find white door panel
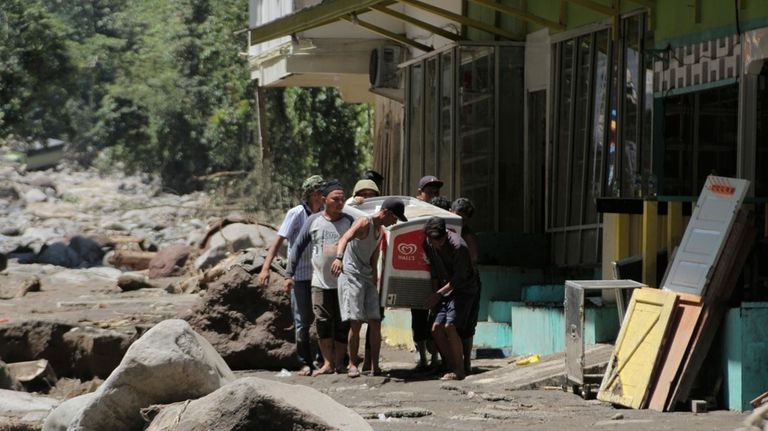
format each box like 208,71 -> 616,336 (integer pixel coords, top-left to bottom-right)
662,176 -> 749,296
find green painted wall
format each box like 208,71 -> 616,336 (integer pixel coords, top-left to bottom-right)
656,0 -> 768,47
721,303 -> 768,411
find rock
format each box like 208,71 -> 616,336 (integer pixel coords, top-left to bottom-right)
194,223 -> 277,270
60,319 -> 234,431
185,265 -> 295,370
15,275 -> 41,297
1,225 -> 21,236
5,359 -> 58,392
100,220 -> 129,231
0,360 -> 22,390
0,251 -> 6,272
148,244 -> 193,279
144,377 -> 372,431
23,188 -> 48,204
0,388 -> 59,422
117,272 -> 153,291
0,180 -> 20,201
42,393 -> 96,431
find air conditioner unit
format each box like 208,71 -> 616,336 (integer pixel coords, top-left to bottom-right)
369,45 -> 402,89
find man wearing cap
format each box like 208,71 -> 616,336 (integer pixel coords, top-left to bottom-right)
286,180 -> 354,376
346,179 -> 380,207
422,216 -> 480,381
417,175 -> 443,203
331,197 -> 407,377
258,175 -> 325,376
412,175 -> 444,370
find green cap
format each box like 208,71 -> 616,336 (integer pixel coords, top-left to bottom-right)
301,175 -> 324,193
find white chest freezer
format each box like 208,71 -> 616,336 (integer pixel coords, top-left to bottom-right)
347,196 -> 462,309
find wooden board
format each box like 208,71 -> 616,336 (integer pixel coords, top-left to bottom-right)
666,209 -> 756,410
646,293 -> 703,411
597,288 -> 678,409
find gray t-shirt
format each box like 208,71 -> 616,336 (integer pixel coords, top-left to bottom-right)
288,212 -> 354,290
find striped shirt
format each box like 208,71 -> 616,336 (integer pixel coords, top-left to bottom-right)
279,204 -> 313,281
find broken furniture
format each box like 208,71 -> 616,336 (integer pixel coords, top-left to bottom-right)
564,279 -> 646,399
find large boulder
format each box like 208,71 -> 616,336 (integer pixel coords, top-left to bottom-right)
0,388 -> 59,423
194,223 -> 277,270
144,377 -> 373,431
42,393 -> 96,431
46,319 -> 234,431
184,265 -> 295,370
148,244 -> 193,279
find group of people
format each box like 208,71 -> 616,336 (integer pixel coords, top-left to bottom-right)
257,171 -> 480,381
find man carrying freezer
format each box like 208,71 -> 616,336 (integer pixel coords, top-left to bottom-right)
331,197 -> 408,377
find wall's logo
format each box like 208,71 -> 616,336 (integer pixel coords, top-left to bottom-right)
397,243 -> 417,256
391,229 -> 429,271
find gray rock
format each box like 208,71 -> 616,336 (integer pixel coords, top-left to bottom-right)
100,220 -> 129,231
144,377 -> 373,431
194,223 -> 277,270
1,225 -> 21,236
62,319 -> 234,431
0,388 -> 59,422
0,181 -> 20,201
24,188 -> 48,203
42,393 -> 96,431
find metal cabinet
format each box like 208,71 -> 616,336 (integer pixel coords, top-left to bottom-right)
564,279 -> 646,398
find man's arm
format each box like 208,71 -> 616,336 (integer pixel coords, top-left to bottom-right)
258,236 -> 286,287
330,217 -> 370,276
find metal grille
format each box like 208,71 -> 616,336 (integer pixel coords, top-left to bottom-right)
384,276 -> 433,309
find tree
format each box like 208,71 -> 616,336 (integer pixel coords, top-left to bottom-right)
0,0 -> 73,140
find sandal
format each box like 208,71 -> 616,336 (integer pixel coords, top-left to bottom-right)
312,367 -> 334,377
347,366 -> 361,378
297,366 -> 312,377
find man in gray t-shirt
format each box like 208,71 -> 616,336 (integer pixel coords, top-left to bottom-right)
286,181 -> 353,376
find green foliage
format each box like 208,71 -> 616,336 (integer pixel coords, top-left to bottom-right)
0,0 -> 73,139
0,0 -> 374,215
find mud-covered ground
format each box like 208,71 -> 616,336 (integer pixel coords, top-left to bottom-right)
240,343 -> 748,431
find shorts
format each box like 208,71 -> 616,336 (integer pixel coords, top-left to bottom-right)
311,287 -> 349,343
339,272 -> 381,322
432,293 -> 473,328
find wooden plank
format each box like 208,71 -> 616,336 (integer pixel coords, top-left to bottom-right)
107,250 -> 156,270
597,288 -> 678,409
642,200 -> 658,287
646,293 -> 703,411
666,209 -> 756,410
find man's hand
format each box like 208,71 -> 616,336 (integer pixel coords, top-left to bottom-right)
424,292 -> 442,310
331,258 -> 343,277
257,269 -> 270,288
283,278 -> 294,294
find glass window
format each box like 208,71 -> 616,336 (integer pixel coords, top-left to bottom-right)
408,63 -> 424,194
424,58 -> 439,177
756,64 -> 768,197
662,85 -> 738,195
548,14 -> 651,266
459,46 -> 496,231
439,51 -> 454,197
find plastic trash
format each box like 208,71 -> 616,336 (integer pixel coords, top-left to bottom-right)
275,368 -> 292,377
514,354 -> 540,366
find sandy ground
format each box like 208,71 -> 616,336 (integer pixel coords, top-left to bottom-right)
240,342 -> 749,431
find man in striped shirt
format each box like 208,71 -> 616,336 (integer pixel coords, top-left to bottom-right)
258,175 -> 325,376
